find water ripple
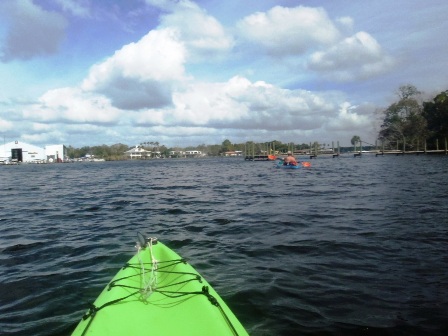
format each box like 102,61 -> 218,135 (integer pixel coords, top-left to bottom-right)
0,156 -> 447,335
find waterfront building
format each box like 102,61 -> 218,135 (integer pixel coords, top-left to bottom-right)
1,141 -> 67,163
125,146 -> 151,159
45,144 -> 68,162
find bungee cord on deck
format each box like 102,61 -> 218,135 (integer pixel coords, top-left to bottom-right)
78,235 -> 241,336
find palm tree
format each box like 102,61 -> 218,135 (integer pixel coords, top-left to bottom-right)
351,136 -> 361,146
351,136 -> 361,151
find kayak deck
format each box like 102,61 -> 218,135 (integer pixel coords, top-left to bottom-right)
72,238 -> 248,336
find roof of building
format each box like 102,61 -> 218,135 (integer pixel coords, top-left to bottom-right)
125,146 -> 150,153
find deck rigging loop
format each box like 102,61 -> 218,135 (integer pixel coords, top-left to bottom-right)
137,236 -> 159,300
136,232 -> 158,249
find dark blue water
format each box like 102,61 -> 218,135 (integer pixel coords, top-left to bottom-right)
1,155 -> 447,336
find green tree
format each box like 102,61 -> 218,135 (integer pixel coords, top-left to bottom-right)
351,135 -> 361,146
378,85 -> 427,149
158,145 -> 169,157
207,144 -> 222,156
221,139 -> 233,152
423,90 -> 448,147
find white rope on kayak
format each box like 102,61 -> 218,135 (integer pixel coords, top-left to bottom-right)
136,237 -> 158,300
81,234 -> 241,336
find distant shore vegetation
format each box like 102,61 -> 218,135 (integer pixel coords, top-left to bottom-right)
65,140 -> 307,161
66,86 -> 448,161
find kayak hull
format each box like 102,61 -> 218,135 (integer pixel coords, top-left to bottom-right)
72,240 -> 248,336
276,163 -> 301,169
276,161 -> 311,169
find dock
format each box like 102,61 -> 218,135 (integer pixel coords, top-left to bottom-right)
244,155 -> 273,161
243,139 -> 447,161
373,150 -> 447,156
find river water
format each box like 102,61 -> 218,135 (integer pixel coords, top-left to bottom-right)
0,155 -> 447,336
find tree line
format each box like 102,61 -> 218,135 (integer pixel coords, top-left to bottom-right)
66,140 -> 315,160
66,143 -> 130,160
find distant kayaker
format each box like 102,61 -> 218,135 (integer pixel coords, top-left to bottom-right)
283,152 -> 298,165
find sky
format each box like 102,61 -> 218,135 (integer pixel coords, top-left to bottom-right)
1,0 -> 447,148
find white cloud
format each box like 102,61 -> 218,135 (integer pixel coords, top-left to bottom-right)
325,102 -> 371,131
0,0 -> 67,61
0,118 -> 13,131
134,76 -> 348,134
308,31 -> 395,81
24,87 -> 121,124
21,133 -> 57,144
82,28 -> 187,110
14,68 -> 377,146
236,6 -> 340,55
31,123 -> 53,132
154,1 -> 234,62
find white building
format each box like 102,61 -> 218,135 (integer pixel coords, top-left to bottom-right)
125,146 -> 151,159
45,144 -> 68,162
169,150 -> 185,157
0,141 -> 67,163
1,141 -> 46,163
185,150 -> 204,157
223,151 -> 243,157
